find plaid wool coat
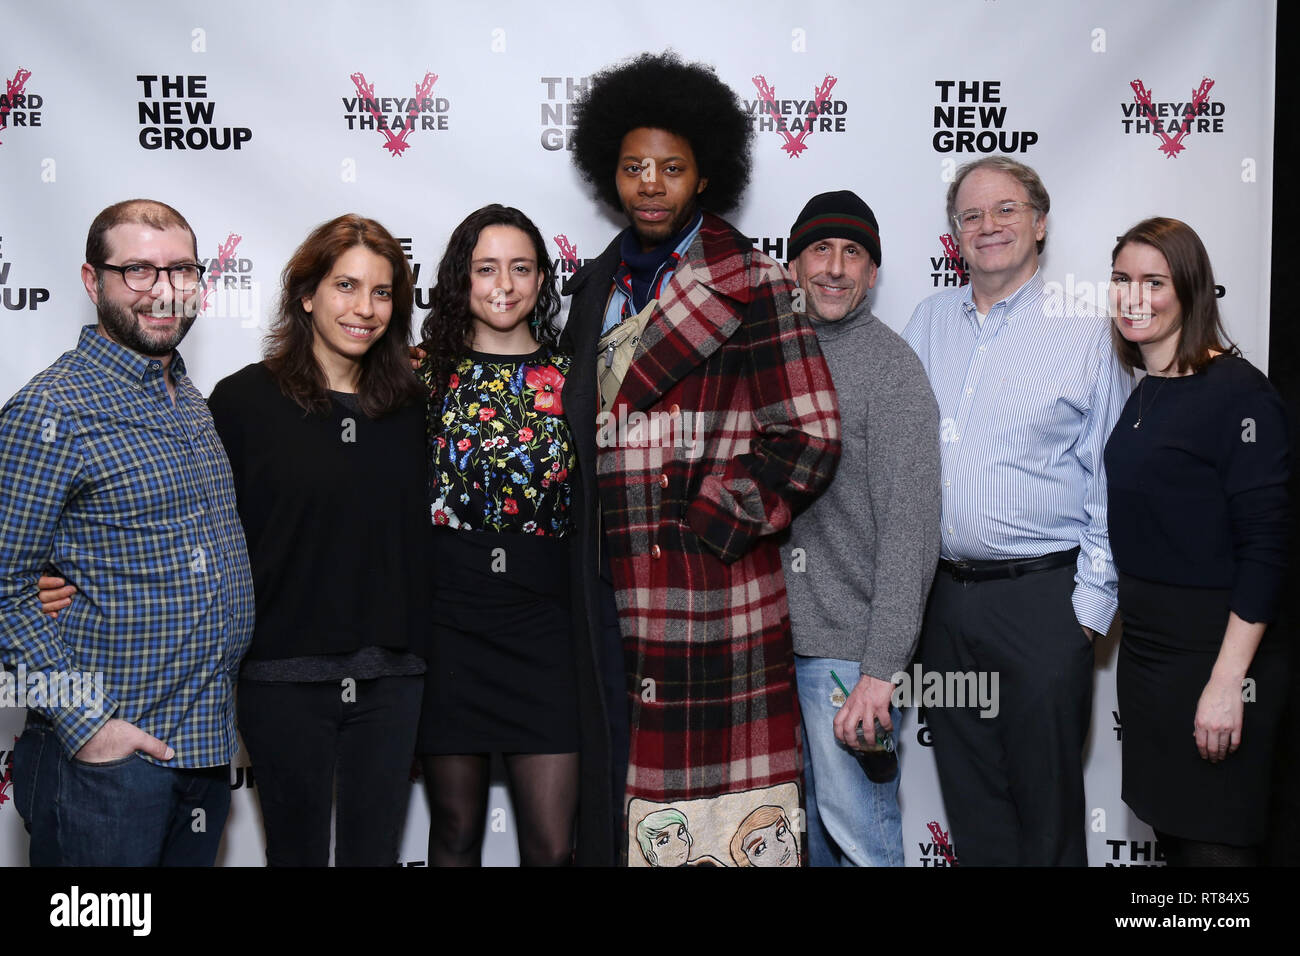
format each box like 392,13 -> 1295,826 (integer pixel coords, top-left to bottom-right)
564,213 -> 841,861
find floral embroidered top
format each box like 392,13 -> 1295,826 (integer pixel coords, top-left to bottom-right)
419,347 -> 574,537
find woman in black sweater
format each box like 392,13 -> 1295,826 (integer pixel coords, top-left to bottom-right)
211,215 -> 430,865
1104,217 -> 1290,866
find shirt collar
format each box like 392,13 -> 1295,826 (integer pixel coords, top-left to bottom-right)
610,212 -> 705,319
614,213 -> 703,278
76,324 -> 185,387
959,269 -> 1045,326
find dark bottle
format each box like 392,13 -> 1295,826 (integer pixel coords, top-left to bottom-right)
855,717 -> 898,783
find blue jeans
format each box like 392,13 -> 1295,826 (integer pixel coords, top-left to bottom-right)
796,655 -> 904,867
12,723 -> 230,866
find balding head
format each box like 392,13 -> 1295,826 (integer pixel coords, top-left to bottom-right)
85,199 -> 198,267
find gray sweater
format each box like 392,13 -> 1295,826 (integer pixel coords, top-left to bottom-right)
781,299 -> 941,679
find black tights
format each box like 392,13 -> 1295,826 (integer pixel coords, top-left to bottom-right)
422,753 -> 579,866
1156,830 -> 1258,867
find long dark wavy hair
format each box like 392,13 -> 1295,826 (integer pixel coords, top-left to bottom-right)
264,214 -> 422,417
418,204 -> 562,418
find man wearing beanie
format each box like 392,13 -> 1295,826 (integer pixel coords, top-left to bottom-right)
563,52 -> 841,865
782,191 -> 940,866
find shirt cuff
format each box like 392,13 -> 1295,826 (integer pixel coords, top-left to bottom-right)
1072,583 -> 1116,637
48,680 -> 118,758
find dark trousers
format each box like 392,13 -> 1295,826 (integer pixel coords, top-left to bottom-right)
13,723 -> 229,866
920,563 -> 1094,865
238,675 -> 423,866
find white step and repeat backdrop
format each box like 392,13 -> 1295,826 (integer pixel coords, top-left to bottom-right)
0,0 -> 1276,866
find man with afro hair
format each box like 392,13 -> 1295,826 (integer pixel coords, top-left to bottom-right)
561,51 -> 841,865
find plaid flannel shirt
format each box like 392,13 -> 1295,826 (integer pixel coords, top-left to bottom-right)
0,325 -> 254,766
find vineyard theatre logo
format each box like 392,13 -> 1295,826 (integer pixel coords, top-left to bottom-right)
746,74 -> 846,157
1121,77 -> 1223,157
550,234 -> 596,277
0,736 -> 15,809
343,71 -> 448,156
553,234 -> 579,274
932,80 -> 1037,154
0,233 -> 51,311
199,232 -> 258,325
930,233 -> 968,288
919,820 -> 959,867
540,76 -> 587,151
0,67 -> 41,146
137,75 -> 251,150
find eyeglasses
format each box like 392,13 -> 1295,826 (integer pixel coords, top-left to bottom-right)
96,261 -> 206,293
952,201 -> 1036,233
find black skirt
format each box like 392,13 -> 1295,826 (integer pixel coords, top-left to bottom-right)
416,528 -> 580,754
1117,572 -> 1287,846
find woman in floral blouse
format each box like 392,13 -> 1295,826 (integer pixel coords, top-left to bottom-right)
415,205 -> 588,865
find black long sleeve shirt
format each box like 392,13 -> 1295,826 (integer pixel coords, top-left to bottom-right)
1105,354 -> 1290,623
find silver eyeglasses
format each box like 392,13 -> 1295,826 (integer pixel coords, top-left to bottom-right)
952,201 -> 1036,233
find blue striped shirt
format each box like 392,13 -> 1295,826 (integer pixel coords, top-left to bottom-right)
0,326 -> 254,766
903,272 -> 1132,633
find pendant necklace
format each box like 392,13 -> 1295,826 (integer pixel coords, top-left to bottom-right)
1132,373 -> 1168,429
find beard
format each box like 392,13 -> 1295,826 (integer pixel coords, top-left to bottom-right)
96,289 -> 199,358
626,201 -> 700,251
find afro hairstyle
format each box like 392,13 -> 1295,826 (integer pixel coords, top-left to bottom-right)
571,51 -> 753,215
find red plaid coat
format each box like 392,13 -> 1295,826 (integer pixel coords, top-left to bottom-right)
564,213 -> 841,854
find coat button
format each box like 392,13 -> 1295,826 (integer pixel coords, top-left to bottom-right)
658,473 -> 669,488
669,403 -> 681,417
651,545 -> 662,559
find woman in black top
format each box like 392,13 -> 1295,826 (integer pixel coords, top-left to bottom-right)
213,215 -> 430,866
414,205 -> 583,866
1104,217 -> 1290,866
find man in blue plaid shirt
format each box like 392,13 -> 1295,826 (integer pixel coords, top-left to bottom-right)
0,199 -> 254,866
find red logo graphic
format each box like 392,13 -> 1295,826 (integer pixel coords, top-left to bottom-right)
200,233 -> 243,313
927,820 -> 957,865
553,234 -> 580,271
751,74 -> 837,157
939,233 -> 968,285
0,736 -> 18,808
1129,78 -> 1215,158
1,68 -> 32,147
349,71 -> 438,156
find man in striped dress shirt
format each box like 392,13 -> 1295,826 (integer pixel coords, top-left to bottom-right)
0,200 -> 254,866
903,157 -> 1131,865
